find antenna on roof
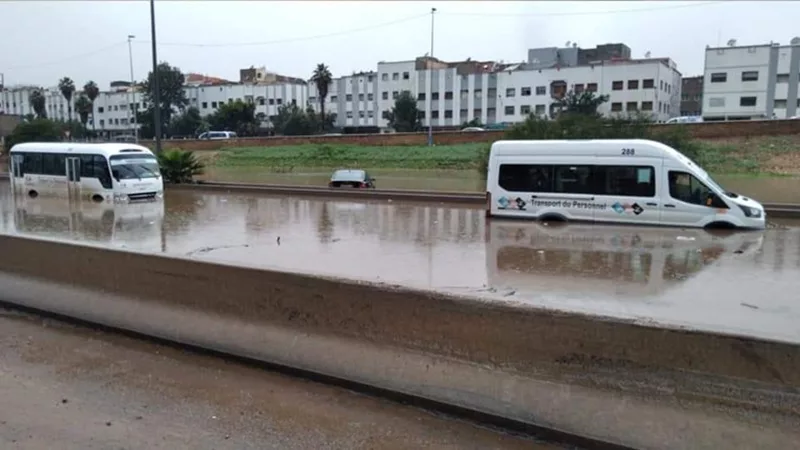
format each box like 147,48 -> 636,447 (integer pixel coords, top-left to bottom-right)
565,41 -> 571,47
727,39 -> 737,47
645,51 -> 651,58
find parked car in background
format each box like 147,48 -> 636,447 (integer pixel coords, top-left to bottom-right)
197,131 -> 237,140
328,169 -> 376,188
665,116 -> 704,124
461,127 -> 485,132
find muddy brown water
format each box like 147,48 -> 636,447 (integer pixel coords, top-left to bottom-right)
203,168 -> 800,203
1,184 -> 799,343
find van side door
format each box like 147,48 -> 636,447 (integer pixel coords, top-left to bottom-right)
660,168 -> 730,227
592,159 -> 662,225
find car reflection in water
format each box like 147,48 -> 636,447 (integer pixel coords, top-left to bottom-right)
10,195 -> 165,253
486,221 -> 765,301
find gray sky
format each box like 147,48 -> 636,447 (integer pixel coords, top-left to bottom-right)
1,1 -> 799,89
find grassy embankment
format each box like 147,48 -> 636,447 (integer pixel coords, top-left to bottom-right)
196,135 -> 800,176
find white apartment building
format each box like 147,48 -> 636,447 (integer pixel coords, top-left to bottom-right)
307,71 -> 379,129
703,39 -> 800,120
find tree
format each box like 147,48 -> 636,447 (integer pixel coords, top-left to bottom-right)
4,119 -> 62,151
384,91 -> 420,132
310,63 -> 333,131
462,118 -> 483,128
169,106 -> 207,137
554,90 -> 609,117
29,90 -> 47,119
157,150 -> 205,184
74,94 -> 93,129
58,77 -> 76,122
271,103 -> 334,136
207,100 -> 259,136
139,62 -> 189,138
83,81 -> 100,131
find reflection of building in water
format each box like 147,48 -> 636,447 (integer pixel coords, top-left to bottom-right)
10,196 -> 165,252
487,221 -> 764,298
244,197 -> 484,245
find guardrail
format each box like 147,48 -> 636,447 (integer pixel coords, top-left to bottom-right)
0,234 -> 797,449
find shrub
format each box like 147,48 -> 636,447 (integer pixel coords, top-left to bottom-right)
157,149 -> 205,184
4,119 -> 63,152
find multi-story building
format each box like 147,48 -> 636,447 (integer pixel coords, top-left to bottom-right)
307,71 -> 379,131
680,76 -> 703,116
702,38 -> 800,121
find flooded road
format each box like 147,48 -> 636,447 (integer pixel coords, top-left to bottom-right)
1,183 -> 799,344
0,309 -> 553,450
203,167 -> 800,203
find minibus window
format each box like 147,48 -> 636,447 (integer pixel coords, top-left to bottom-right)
668,171 -> 727,208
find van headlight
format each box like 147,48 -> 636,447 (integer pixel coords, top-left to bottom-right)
738,205 -> 762,218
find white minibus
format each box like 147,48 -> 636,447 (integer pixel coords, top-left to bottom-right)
486,139 -> 766,229
8,142 -> 164,203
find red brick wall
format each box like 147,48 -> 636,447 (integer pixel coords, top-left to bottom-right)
140,119 -> 800,152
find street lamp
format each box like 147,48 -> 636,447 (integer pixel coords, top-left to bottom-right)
428,7 -> 436,147
150,0 -> 162,153
127,35 -> 139,142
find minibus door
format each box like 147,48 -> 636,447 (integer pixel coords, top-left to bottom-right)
10,154 -> 24,196
65,156 -> 81,201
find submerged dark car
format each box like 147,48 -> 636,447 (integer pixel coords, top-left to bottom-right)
328,169 -> 376,188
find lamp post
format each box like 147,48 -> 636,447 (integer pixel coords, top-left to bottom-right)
127,35 -> 139,142
150,0 -> 162,153
428,7 -> 436,147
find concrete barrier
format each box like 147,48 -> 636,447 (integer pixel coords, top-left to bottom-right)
0,234 -> 798,449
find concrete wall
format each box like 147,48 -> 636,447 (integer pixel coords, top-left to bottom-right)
145,118 -> 800,151
0,234 -> 798,449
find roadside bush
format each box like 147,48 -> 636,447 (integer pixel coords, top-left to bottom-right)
157,149 -> 205,184
4,119 -> 63,152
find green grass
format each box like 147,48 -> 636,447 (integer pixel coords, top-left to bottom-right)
692,136 -> 800,175
212,143 -> 487,171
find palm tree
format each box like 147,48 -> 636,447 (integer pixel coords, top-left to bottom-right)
310,63 -> 332,132
58,77 -> 76,122
74,94 -> 93,130
30,90 -> 47,119
83,81 -> 100,131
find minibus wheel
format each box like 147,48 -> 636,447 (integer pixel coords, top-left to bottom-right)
539,214 -> 567,223
705,221 -> 736,230
27,190 -> 38,198
91,194 -> 104,203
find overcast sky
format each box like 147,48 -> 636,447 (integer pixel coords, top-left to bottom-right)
1,1 -> 799,90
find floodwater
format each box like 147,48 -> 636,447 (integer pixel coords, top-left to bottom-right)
1,183 -> 799,344
203,167 -> 800,203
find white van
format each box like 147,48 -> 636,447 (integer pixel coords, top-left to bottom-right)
665,116 -> 703,124
486,139 -> 766,229
197,131 -> 237,140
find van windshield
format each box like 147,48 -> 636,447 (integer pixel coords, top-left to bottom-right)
109,154 -> 161,180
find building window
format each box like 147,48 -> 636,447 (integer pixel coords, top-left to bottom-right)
520,105 -> 531,115
418,111 -> 426,119
474,89 -> 483,99
444,110 -> 453,119
418,93 -> 426,101
381,73 -> 388,81
459,109 -> 468,118
504,105 -> 515,115
345,94 -> 353,101
346,111 -> 353,119
392,91 -> 398,99
368,75 -> 374,82
626,102 -> 638,111
612,81 -> 624,90
431,92 -> 440,100
740,96 -> 757,107
628,80 -> 639,90
402,72 -> 409,80
202,102 -> 208,108
276,99 -> 283,105
505,88 -> 516,97
212,102 -> 218,108
444,91 -> 453,100
431,110 -> 439,119
643,79 -> 655,89
330,95 -> 338,102
367,93 -> 374,101
98,107 -> 104,113
534,104 -> 545,115
777,73 -> 790,83
586,83 -> 598,92
774,99 -> 788,109
473,108 -> 481,117
710,72 -> 727,83
521,87 -> 531,96
358,93 -> 364,101
535,86 -> 546,95
611,102 -> 623,112
359,111 -> 365,118
392,73 -> 399,81
368,110 -> 374,118
641,101 -> 653,111
382,92 -> 389,100
708,97 -> 725,107
574,84 -> 585,94
741,71 -> 759,82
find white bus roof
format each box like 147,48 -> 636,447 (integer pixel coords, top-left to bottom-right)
9,142 -> 154,157
489,139 -> 686,161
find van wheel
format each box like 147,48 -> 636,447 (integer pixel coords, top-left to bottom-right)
540,214 -> 567,223
705,221 -> 736,230
28,190 -> 38,198
91,194 -> 104,203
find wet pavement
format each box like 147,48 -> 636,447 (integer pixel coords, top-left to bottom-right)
1,183 -> 799,344
0,309 -> 556,450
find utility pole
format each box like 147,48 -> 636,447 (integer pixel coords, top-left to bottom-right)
150,0 -> 162,153
127,35 -> 139,142
428,7 -> 436,147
